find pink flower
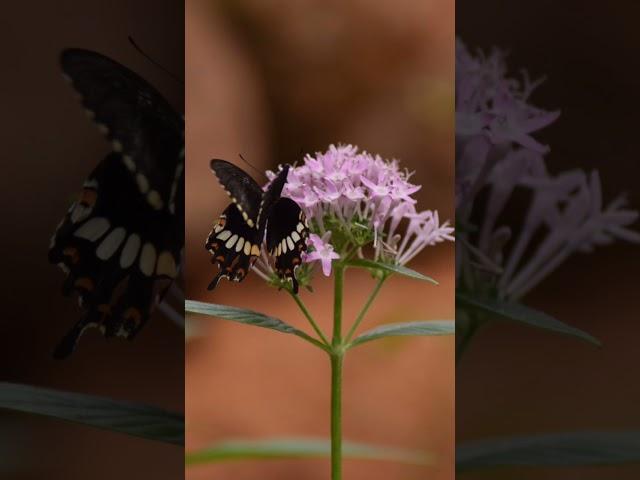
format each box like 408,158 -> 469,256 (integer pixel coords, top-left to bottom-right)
305,233 -> 340,276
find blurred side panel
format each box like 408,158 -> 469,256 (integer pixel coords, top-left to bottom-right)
457,2 -> 640,479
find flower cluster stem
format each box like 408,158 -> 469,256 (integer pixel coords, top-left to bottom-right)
330,263 -> 345,480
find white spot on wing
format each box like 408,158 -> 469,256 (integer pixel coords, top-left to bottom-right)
216,230 -> 231,241
225,234 -> 238,249
147,190 -> 163,210
96,227 -> 126,260
74,217 -> 110,241
123,155 -> 136,172
120,234 -> 141,268
70,203 -> 91,223
291,231 -> 301,242
156,251 -> 177,278
235,237 -> 245,252
136,174 -> 149,193
287,236 -> 294,251
244,241 -> 251,256
139,243 -> 157,276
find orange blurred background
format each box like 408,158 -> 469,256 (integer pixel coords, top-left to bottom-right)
185,1 -> 454,479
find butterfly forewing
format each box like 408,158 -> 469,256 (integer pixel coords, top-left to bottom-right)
266,197 -> 309,294
210,159 -> 263,228
61,49 -> 184,211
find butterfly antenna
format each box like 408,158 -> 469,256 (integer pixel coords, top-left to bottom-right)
238,154 -> 268,180
128,36 -> 183,85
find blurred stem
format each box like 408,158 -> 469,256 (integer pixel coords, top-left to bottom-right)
331,263 -> 346,480
344,275 -> 387,345
456,318 -> 482,365
289,292 -> 330,346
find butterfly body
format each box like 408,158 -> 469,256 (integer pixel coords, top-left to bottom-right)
207,160 -> 308,293
49,49 -> 184,358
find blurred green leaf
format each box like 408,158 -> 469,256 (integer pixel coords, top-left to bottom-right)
457,431 -> 640,470
349,321 -> 455,348
456,293 -> 601,346
185,301 -> 329,351
186,437 -> 432,465
0,383 -> 183,445
345,259 -> 438,284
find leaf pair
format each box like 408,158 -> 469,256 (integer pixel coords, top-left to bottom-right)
186,301 -> 454,350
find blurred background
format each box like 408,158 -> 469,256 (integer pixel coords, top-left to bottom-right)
457,1 -> 640,479
185,0 -> 454,479
0,1 -> 183,479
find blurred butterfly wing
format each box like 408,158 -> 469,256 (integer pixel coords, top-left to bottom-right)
206,203 -> 261,289
49,153 -> 181,357
266,197 -> 309,294
210,159 -> 263,228
61,48 -> 183,211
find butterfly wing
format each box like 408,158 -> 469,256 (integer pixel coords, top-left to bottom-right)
49,153 -> 182,357
210,159 -> 264,228
266,197 -> 309,294
256,165 -> 290,235
61,49 -> 184,212
206,203 -> 261,289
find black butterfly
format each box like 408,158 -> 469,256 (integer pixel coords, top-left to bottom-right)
48,49 -> 184,358
206,160 -> 309,293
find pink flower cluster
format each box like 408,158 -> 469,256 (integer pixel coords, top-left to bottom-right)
456,38 -> 639,300
267,144 -> 453,276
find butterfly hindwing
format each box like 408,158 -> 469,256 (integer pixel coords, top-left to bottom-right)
210,159 -> 263,228
49,151 -> 181,357
266,197 -> 309,294
61,49 -> 184,212
206,203 -> 261,289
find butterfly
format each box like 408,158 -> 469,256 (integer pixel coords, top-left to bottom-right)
206,160 -> 309,293
48,48 -> 184,358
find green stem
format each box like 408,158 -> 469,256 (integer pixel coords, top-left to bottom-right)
331,263 -> 345,480
344,275 -> 387,345
330,353 -> 343,480
333,265 -> 344,346
456,319 -> 481,365
289,292 -> 330,346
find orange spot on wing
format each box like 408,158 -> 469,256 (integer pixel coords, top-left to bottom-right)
63,247 -> 80,264
74,277 -> 94,292
80,188 -> 98,206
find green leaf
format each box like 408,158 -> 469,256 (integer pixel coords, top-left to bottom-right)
349,320 -> 455,348
0,382 -> 183,445
185,301 -> 329,351
186,437 -> 432,466
345,259 -> 438,284
457,431 -> 640,470
456,293 -> 601,346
